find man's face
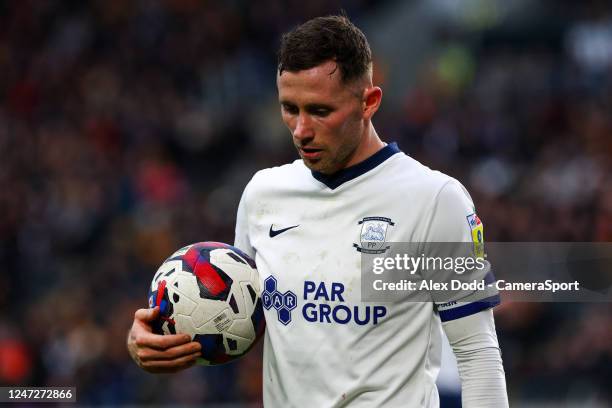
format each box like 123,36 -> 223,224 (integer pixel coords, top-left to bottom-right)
277,61 -> 366,174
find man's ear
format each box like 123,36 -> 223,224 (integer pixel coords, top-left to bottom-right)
362,86 -> 382,120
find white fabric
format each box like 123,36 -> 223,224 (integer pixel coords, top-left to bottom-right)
234,146 -> 505,407
443,309 -> 509,407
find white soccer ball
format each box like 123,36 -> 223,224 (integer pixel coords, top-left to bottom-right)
148,242 -> 265,365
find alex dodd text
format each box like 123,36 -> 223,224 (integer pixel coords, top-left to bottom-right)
373,279 -> 580,293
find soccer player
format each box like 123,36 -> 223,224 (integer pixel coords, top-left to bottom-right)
128,15 -> 509,407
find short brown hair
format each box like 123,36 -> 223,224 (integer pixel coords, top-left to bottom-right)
278,15 -> 372,84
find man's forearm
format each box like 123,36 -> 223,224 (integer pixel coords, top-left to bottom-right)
442,309 -> 509,407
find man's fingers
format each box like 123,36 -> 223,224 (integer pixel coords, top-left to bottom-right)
141,351 -> 201,372
129,306 -> 201,374
138,342 -> 202,362
134,331 -> 193,350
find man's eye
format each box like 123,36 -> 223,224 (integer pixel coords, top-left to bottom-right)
283,105 -> 298,114
313,109 -> 330,117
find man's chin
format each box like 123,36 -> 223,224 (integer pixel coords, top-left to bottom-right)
302,158 -> 320,170
302,158 -> 338,175
302,157 -> 322,170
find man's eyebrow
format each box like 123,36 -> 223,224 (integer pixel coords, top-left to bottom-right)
304,103 -> 333,110
278,101 -> 334,110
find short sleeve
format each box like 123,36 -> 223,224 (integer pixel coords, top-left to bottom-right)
422,180 -> 499,322
234,182 -> 256,259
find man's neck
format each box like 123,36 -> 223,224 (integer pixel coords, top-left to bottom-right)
344,125 -> 385,169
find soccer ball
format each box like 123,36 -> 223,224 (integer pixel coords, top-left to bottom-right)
148,242 -> 265,365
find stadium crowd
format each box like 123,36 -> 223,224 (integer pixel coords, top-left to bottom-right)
0,0 -> 610,405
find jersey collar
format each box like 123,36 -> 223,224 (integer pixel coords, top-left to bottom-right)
311,142 -> 400,190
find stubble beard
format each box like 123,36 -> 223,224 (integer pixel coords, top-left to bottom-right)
301,139 -> 360,175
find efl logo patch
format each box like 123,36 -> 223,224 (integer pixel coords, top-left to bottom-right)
354,216 -> 395,254
466,213 -> 484,258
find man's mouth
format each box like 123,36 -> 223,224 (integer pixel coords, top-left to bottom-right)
300,147 -> 323,160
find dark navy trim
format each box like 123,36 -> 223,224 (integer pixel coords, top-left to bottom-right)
438,294 -> 501,322
311,142 -> 401,190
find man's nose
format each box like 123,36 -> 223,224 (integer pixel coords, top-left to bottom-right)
293,114 -> 313,142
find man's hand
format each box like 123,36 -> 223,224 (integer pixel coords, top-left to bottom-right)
127,307 -> 202,373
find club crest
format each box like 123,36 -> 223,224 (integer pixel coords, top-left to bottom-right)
354,216 -> 395,254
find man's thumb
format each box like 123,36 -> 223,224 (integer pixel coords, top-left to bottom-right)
136,306 -> 159,322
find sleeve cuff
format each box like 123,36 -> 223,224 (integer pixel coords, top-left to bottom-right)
439,294 -> 501,322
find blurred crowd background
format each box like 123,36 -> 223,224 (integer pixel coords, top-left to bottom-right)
1,0 -> 611,406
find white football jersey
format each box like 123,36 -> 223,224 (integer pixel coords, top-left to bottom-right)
234,143 -> 499,407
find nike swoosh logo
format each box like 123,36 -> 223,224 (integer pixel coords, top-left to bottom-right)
269,224 -> 299,238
